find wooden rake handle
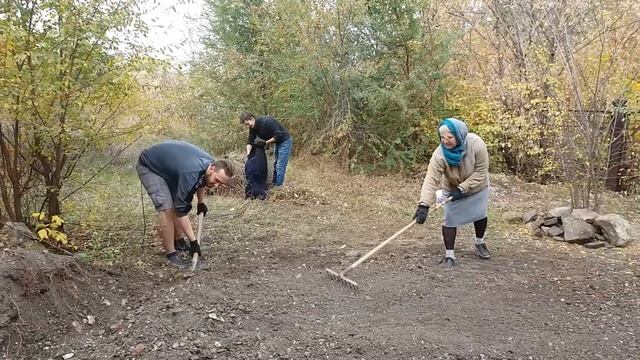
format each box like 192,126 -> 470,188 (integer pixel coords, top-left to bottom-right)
341,197 -> 451,275
191,212 -> 204,272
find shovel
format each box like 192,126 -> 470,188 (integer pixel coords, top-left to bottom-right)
191,212 -> 204,272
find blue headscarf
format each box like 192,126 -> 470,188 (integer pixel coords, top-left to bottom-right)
438,118 -> 468,167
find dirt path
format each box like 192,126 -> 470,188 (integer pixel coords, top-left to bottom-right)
3,171 -> 639,359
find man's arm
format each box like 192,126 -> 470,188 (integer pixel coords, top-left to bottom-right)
265,117 -> 287,143
197,187 -> 205,204
247,128 -> 257,147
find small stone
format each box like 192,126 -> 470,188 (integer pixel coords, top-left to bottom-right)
208,313 -> 225,322
71,321 -> 83,334
547,206 -> 571,218
109,320 -> 123,332
214,341 -> 222,348
542,226 -> 564,237
595,233 -> 606,242
571,208 -> 599,223
62,354 -> 75,360
526,222 -> 543,237
583,241 -> 605,249
346,250 -> 360,258
102,299 -> 112,306
87,315 -> 95,325
522,210 -> 538,224
131,344 -> 145,355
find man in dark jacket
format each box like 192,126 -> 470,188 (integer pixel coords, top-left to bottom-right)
244,142 -> 268,200
240,112 -> 293,187
136,140 -> 234,268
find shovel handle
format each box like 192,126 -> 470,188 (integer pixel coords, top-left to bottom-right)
191,212 -> 204,272
341,197 -> 451,275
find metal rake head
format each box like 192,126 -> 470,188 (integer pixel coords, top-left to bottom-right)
325,268 -> 359,291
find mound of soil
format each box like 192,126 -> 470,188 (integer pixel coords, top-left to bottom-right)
0,249 -> 126,358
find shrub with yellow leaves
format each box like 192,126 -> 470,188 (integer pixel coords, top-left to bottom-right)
31,212 -> 77,251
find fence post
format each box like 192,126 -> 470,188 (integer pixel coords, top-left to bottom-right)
605,99 -> 629,192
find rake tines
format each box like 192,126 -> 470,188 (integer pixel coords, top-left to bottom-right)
325,268 -> 359,291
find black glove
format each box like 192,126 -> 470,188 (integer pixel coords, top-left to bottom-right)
189,241 -> 201,258
413,204 -> 429,224
197,202 -> 208,217
450,188 -> 465,201
253,139 -> 267,147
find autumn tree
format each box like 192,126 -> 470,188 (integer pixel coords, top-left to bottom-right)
0,0 -> 151,221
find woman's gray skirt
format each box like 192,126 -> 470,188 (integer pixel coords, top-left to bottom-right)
439,186 -> 489,227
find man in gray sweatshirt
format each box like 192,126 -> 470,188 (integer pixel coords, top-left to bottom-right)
136,140 -> 234,268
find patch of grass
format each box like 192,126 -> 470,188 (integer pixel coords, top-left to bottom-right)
61,154 -> 640,267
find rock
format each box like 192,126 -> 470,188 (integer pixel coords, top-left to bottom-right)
345,250 -> 360,258
208,313 -> 225,322
547,206 -> 571,218
109,320 -> 123,332
131,344 -> 145,355
552,235 -> 565,241
594,214 -> 632,247
571,208 -> 599,224
542,226 -> 564,237
522,210 -> 539,224
595,233 -> 606,241
71,321 -> 83,334
526,222 -> 543,237
2,222 -> 37,242
87,315 -> 95,325
543,217 -> 559,227
583,241 -> 605,249
501,211 -> 522,224
562,216 -> 595,244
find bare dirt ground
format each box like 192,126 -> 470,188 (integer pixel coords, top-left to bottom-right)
2,160 -> 639,359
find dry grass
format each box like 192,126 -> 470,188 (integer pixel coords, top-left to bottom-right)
61,154 -> 639,270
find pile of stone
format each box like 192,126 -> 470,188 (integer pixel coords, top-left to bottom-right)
507,206 -> 632,249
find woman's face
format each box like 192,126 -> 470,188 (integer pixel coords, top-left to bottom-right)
439,125 -> 457,149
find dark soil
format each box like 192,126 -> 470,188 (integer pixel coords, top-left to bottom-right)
1,172 -> 639,359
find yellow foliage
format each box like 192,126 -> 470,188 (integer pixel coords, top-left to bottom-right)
32,213 -> 76,251
37,228 -> 49,240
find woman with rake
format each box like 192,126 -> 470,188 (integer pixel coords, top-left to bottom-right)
414,118 -> 491,269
